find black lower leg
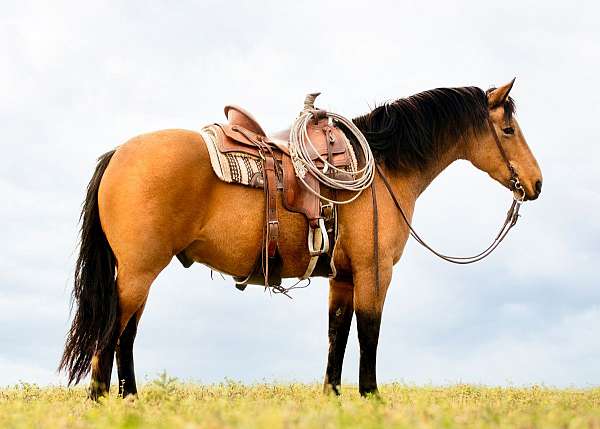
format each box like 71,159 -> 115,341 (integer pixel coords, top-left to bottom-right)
324,283 -> 354,394
356,309 -> 382,397
89,341 -> 116,400
116,316 -> 138,397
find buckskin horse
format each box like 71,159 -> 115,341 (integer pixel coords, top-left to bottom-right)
59,79 -> 542,399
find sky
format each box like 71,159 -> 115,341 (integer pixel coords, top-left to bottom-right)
1,0 -> 599,388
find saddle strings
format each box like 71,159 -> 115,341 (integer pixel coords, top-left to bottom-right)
288,111 -> 376,204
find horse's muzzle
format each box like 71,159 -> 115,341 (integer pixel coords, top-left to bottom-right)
526,180 -> 543,201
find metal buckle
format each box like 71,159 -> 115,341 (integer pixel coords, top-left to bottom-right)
321,203 -> 334,221
308,218 -> 329,256
512,177 -> 526,203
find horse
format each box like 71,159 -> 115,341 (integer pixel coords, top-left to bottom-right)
59,79 -> 542,399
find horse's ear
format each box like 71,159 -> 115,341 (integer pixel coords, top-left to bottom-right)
488,78 -> 516,108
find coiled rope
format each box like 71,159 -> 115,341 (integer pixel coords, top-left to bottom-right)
288,96 -> 375,204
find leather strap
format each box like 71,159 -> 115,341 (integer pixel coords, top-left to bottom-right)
488,117 -> 511,166
264,155 -> 279,259
487,116 -> 522,195
371,181 -> 380,293
325,126 -> 335,174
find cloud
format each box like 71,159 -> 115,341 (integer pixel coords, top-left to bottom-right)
0,0 -> 598,388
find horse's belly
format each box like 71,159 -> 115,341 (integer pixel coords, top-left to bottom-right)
184,182 -> 313,279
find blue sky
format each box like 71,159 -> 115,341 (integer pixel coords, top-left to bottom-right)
1,0 -> 599,387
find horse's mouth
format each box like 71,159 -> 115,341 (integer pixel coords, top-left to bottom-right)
518,189 -> 540,202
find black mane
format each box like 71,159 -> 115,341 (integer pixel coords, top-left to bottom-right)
353,86 -> 515,171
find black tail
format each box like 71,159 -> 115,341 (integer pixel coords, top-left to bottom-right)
59,150 -> 118,385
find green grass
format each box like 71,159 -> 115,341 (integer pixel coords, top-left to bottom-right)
1,376 -> 600,428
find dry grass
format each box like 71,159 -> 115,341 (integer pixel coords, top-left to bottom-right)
1,376 -> 600,428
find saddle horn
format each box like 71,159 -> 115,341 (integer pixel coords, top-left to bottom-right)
303,93 -> 321,111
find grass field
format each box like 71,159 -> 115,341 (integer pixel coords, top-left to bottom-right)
1,376 -> 599,428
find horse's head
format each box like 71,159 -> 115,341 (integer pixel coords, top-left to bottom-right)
467,79 -> 543,201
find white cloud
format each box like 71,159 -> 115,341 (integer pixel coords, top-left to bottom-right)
0,0 -> 598,388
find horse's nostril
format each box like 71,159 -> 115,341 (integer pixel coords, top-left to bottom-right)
535,180 -> 543,195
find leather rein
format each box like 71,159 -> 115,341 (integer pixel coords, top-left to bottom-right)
372,115 -> 526,266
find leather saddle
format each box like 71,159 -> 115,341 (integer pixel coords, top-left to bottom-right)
179,103 -> 356,290
217,105 -> 352,223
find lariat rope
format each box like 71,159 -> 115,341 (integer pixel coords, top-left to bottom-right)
288,96 -> 376,204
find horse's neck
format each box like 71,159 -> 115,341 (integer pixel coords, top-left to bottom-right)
387,137 -> 464,200
418,143 -> 464,194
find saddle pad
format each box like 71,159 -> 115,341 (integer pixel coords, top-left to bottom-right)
201,123 -> 360,188
202,125 -> 264,187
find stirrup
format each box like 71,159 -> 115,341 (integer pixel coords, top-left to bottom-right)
308,218 -> 329,256
302,218 -> 329,280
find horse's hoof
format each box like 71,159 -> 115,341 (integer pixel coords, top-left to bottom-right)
323,383 -> 341,396
359,388 -> 381,399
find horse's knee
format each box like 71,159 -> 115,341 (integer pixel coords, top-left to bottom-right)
329,278 -> 354,307
351,264 -> 392,315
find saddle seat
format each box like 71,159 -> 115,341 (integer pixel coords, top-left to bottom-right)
224,106 -> 317,155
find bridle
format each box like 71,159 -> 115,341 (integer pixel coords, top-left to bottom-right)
372,114 -> 527,269
487,114 -> 526,202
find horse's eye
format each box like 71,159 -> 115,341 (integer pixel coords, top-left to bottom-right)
503,127 -> 515,135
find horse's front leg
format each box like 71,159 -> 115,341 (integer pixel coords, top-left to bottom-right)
353,265 -> 392,397
323,275 -> 354,395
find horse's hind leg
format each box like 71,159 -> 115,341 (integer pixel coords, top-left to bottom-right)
114,267 -> 160,397
89,269 -> 159,399
323,276 -> 354,395
116,300 -> 146,397
89,337 -> 118,400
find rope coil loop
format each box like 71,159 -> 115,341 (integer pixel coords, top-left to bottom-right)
288,95 -> 375,204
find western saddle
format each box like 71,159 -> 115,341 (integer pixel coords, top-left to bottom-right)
178,98 -> 357,291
